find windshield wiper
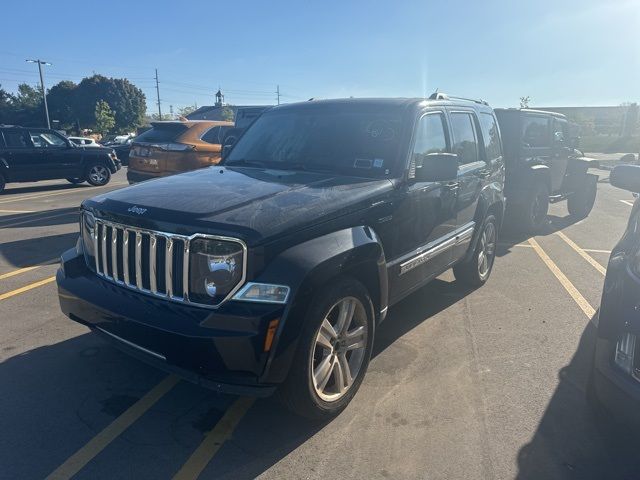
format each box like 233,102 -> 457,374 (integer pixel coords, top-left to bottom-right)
225,159 -> 266,168
278,162 -> 335,173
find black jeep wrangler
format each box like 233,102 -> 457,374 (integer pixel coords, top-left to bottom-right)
495,109 -> 598,232
0,125 -> 121,193
57,96 -> 505,419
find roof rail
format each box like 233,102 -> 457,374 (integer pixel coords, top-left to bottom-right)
428,92 -> 489,106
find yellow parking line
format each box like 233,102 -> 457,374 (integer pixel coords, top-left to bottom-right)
0,265 -> 40,280
0,182 -> 127,204
620,200 -> 634,207
0,276 -> 56,301
583,248 -> 611,254
528,238 -> 595,318
556,231 -> 606,275
173,397 -> 255,480
46,375 -> 180,480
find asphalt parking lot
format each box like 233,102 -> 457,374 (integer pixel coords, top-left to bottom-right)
1,168 -> 639,480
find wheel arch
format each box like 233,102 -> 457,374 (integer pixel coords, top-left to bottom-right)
258,225 -> 387,384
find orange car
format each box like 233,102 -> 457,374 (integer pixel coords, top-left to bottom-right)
127,120 -> 233,183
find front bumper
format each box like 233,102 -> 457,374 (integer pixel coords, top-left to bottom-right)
57,248 -> 285,396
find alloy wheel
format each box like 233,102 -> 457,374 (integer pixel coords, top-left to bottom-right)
311,296 -> 368,402
477,221 -> 496,279
89,165 -> 108,184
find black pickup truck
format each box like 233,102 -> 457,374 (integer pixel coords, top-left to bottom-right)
495,109 -> 598,232
0,126 -> 120,192
57,96 -> 505,419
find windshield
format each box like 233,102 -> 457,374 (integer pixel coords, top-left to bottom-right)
225,107 -> 405,178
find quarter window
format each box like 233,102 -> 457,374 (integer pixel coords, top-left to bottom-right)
450,112 -> 479,165
522,115 -> 550,148
202,126 -> 231,145
479,113 -> 502,161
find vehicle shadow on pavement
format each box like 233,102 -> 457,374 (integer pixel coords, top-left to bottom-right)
0,231 -> 78,267
1,182 -> 91,196
516,314 -> 640,480
0,207 -> 78,229
497,214 -> 583,258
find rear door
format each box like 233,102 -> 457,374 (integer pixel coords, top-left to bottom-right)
29,130 -> 76,179
447,109 -> 486,257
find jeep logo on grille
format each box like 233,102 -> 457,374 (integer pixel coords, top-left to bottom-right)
127,206 -> 147,215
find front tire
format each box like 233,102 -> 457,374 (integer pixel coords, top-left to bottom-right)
277,278 -> 375,420
453,214 -> 498,287
86,163 -> 111,186
519,181 -> 550,233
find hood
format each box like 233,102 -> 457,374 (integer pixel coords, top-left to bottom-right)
84,166 -> 393,245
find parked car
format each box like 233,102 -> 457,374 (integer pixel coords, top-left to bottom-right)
107,139 -> 133,166
588,164 -> 640,428
68,136 -> 101,147
495,108 -> 598,232
127,120 -> 233,184
0,126 -> 121,192
56,96 -> 505,419
219,106 -> 272,149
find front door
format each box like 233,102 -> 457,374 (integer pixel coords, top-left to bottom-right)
386,110 -> 458,303
29,130 -> 76,179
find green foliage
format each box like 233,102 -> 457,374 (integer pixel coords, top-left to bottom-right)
95,100 -> 115,135
178,105 -> 196,117
519,96 -> 530,109
221,105 -> 235,122
47,80 -> 77,127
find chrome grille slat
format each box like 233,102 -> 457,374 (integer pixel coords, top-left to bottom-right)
135,231 -> 143,290
165,238 -> 173,298
150,235 -> 157,294
92,218 -> 247,310
123,230 -> 130,285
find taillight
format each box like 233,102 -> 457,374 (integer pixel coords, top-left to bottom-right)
162,143 -> 194,152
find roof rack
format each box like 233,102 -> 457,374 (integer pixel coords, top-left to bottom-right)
428,92 -> 489,106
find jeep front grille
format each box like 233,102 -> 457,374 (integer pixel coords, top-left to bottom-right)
92,219 -> 246,308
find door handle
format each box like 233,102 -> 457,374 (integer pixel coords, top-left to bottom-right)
445,181 -> 459,190
476,169 -> 491,179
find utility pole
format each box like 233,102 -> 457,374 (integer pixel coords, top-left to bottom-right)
155,68 -> 162,120
276,85 -> 280,105
26,59 -> 51,128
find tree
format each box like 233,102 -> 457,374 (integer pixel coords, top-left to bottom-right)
73,75 -> 146,132
221,105 -> 235,122
519,96 -> 531,109
178,105 -> 196,117
9,83 -> 43,126
47,80 -> 77,128
95,100 -> 115,135
0,85 -> 13,124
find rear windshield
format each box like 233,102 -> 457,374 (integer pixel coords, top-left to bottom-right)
134,124 -> 188,143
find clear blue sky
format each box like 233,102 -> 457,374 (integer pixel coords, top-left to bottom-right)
0,0 -> 638,112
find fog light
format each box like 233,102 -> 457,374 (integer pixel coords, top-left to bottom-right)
615,332 -> 636,375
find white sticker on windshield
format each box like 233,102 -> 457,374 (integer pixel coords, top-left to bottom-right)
373,158 -> 384,168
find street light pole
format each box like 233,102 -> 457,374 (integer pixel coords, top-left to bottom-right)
26,59 -> 52,129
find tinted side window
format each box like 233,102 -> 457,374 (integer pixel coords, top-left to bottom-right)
202,126 -> 222,144
522,115 -> 550,148
410,113 -> 448,178
3,131 -> 29,148
450,112 -> 479,165
479,113 -> 502,161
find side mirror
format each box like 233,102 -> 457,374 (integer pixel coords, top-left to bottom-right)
221,136 -> 237,159
415,153 -> 458,182
611,165 -> 640,193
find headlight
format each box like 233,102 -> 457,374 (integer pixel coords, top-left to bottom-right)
81,210 -> 96,267
188,238 -> 245,304
233,282 -> 290,304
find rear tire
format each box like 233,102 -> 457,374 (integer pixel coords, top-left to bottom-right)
568,173 -> 597,219
86,163 -> 111,186
277,277 -> 375,420
517,181 -> 549,233
453,214 -> 498,287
